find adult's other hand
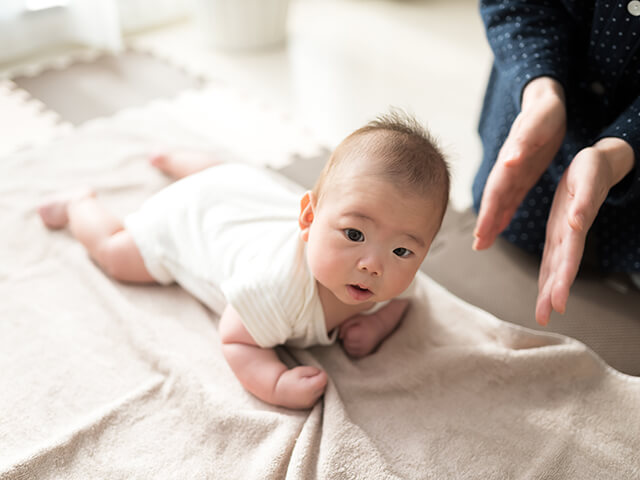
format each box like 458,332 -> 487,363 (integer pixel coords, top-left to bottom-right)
536,137 -> 634,325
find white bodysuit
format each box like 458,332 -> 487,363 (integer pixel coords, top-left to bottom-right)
125,163 -> 412,348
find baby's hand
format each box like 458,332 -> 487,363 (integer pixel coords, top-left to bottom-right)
339,299 -> 409,358
273,366 -> 327,409
339,314 -> 384,358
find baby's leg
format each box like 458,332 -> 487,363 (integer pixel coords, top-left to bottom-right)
38,191 -> 155,284
219,305 -> 327,409
150,151 -> 224,180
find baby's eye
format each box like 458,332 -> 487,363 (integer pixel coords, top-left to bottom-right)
393,247 -> 413,258
344,228 -> 365,242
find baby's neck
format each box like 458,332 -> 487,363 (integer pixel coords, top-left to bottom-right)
316,282 -> 375,332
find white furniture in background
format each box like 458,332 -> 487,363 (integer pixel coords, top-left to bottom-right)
0,0 -> 192,65
193,0 -> 290,50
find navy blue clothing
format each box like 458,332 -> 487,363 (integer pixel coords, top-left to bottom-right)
474,0 -> 640,272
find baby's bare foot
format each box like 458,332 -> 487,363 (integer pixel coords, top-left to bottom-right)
38,188 -> 95,229
273,366 -> 327,409
149,151 -> 223,179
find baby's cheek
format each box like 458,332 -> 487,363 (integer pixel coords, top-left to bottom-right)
388,270 -> 416,297
307,246 -> 336,284
318,257 -> 341,285
388,284 -> 409,299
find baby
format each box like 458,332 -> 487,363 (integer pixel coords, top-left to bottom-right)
38,110 -> 450,409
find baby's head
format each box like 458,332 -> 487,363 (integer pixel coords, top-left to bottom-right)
299,110 -> 450,306
312,111 -> 449,217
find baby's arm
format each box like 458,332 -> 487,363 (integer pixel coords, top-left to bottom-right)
339,299 -> 409,358
219,305 -> 327,409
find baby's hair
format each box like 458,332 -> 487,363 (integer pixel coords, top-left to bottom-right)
313,109 -> 450,216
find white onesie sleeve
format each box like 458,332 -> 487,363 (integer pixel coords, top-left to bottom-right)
220,236 -> 330,349
222,274 -> 293,348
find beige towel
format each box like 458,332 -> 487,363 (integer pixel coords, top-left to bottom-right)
1,95 -> 639,479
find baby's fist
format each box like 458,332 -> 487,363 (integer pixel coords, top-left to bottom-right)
273,366 -> 327,409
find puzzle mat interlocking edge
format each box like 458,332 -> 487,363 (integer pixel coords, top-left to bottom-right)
0,44 -> 327,169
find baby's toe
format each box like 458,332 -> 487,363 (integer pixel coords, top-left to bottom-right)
38,201 -> 68,229
149,153 -> 170,169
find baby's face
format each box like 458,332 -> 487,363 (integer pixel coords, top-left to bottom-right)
303,172 -> 442,307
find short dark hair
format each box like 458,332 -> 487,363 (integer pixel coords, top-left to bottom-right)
313,109 -> 450,216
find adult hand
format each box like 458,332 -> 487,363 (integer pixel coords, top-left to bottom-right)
536,137 -> 635,325
473,77 -> 566,250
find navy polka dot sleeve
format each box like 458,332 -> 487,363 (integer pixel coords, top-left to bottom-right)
597,96 -> 640,206
480,0 -> 573,106
474,0 -> 640,272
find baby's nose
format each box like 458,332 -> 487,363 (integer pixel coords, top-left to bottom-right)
358,255 -> 382,276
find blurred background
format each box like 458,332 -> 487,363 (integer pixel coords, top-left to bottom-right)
0,0 -> 491,210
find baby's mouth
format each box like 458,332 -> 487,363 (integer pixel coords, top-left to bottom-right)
347,284 -> 374,301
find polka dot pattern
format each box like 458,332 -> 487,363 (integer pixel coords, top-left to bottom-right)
475,0 -> 640,272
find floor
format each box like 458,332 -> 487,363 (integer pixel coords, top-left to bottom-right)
0,0 -> 491,210
12,51 -> 204,126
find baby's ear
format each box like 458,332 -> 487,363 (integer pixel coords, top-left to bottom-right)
298,191 -> 315,242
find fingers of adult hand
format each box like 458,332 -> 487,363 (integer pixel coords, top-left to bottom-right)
567,181 -> 594,233
474,164 -> 517,249
536,234 -> 557,326
498,208 -> 516,236
498,116 -> 529,168
567,183 -> 605,235
566,148 -> 610,230
539,183 -> 588,324
552,229 -> 586,313
473,233 -> 494,251
550,277 -> 570,316
568,210 -> 586,232
473,195 -> 500,250
477,138 -> 549,249
547,242 -> 573,317
476,122 -> 525,237
500,108 -> 552,166
500,132 -> 530,168
535,280 -> 553,326
474,194 -> 523,250
536,209 -> 561,326
542,260 -> 580,322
